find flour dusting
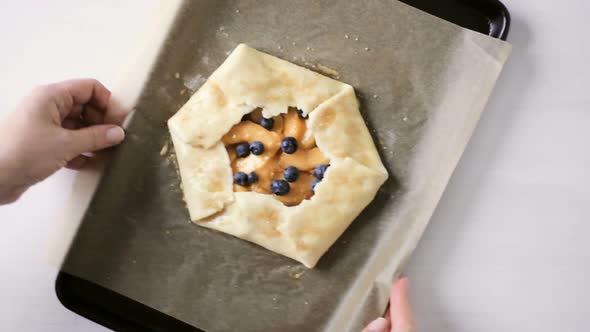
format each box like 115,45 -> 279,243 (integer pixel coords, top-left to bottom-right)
183,74 -> 207,91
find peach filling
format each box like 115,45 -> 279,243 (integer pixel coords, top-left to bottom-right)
222,107 -> 329,206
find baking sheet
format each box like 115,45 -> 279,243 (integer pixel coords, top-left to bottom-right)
59,1 -> 511,331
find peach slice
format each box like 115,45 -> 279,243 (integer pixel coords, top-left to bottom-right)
278,147 -> 329,171
300,123 -> 316,149
233,184 -> 249,192
226,146 -> 237,163
222,121 -> 282,153
250,156 -> 281,195
284,107 -> 306,142
249,107 -> 263,123
271,114 -> 284,135
274,173 -> 315,206
233,154 -> 268,174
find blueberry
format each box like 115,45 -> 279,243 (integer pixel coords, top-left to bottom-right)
260,117 -> 274,130
310,178 -> 321,192
283,166 -> 299,182
250,141 -> 264,155
271,179 -> 290,196
235,142 -> 250,158
233,172 -> 248,186
297,108 -> 308,119
248,172 -> 259,184
313,164 -> 329,180
281,137 -> 298,154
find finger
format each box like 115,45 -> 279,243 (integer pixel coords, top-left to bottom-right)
68,104 -> 84,120
62,118 -> 78,130
383,302 -> 392,326
65,125 -> 125,156
362,317 -> 389,332
82,105 -> 105,125
104,95 -> 131,125
390,278 -> 415,332
56,78 -> 111,110
41,79 -> 111,122
65,155 -> 89,170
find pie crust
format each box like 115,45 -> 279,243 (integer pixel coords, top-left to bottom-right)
168,44 -> 388,267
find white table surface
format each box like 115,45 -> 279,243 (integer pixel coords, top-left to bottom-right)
0,1 -> 588,331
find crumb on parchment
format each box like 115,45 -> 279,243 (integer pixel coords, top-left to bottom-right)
316,64 -> 340,79
160,141 -> 169,156
289,267 -> 306,279
174,72 -> 180,79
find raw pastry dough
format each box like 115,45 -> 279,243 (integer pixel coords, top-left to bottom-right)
168,44 -> 388,268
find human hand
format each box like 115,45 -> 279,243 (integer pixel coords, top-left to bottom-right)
0,79 -> 127,204
362,278 -> 415,332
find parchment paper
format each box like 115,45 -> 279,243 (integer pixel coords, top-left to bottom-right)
60,1 -> 511,331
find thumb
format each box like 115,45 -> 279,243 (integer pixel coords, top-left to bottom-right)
66,125 -> 125,155
362,317 -> 389,332
390,278 -> 415,332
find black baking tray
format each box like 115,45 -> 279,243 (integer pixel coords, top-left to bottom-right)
55,1 -> 510,331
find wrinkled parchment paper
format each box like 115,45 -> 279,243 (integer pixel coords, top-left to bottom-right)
58,1 -> 511,331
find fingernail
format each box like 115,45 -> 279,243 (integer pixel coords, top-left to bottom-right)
366,317 -> 388,332
106,126 -> 125,144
